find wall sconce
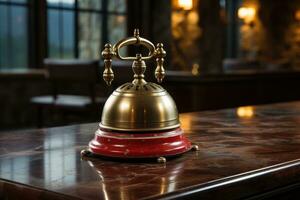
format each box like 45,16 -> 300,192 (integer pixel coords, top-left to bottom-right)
236,106 -> 254,118
177,0 -> 193,11
191,63 -> 200,76
295,10 -> 300,21
238,7 -> 256,24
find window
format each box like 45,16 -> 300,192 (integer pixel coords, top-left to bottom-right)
47,0 -> 75,59
47,0 -> 127,59
0,0 -> 127,69
0,0 -> 29,69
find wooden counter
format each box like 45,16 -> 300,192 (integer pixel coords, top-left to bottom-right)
1,101 -> 300,199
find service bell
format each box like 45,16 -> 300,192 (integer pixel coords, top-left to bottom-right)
82,29 -> 197,162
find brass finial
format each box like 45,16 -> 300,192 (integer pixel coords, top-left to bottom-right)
101,43 -> 114,86
132,54 -> 146,85
134,29 -> 140,37
154,43 -> 166,83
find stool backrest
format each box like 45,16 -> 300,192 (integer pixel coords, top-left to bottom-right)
44,59 -> 100,102
45,59 -> 100,83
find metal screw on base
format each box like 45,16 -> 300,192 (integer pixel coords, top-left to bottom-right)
157,157 -> 167,163
81,149 -> 93,158
191,144 -> 199,151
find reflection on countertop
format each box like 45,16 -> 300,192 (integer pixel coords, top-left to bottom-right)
1,102 -> 300,199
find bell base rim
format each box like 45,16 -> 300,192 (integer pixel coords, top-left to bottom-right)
81,149 -> 187,162
99,123 -> 181,133
87,127 -> 192,159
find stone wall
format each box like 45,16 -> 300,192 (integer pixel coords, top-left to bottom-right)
170,0 -> 300,72
171,0 -> 225,74
239,0 -> 300,69
171,0 -> 202,71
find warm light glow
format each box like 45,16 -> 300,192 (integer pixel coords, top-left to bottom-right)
296,10 -> 300,21
178,0 -> 193,10
238,7 -> 256,23
180,115 -> 192,131
237,106 -> 254,118
191,63 -> 200,76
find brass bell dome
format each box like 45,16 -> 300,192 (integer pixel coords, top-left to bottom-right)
100,29 -> 180,132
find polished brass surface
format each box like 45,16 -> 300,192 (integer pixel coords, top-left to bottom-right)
100,82 -> 180,132
100,29 -> 179,132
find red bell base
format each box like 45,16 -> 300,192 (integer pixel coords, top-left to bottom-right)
88,127 -> 192,159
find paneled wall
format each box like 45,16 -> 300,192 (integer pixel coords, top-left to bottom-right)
1,70 -> 300,130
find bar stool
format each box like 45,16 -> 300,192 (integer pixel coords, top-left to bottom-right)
31,59 -> 107,127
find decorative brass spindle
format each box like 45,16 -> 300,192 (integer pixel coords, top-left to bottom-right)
101,43 -> 115,86
154,43 -> 166,83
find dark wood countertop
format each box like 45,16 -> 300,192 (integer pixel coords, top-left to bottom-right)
1,101 -> 300,199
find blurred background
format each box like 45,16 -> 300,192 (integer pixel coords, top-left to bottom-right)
1,0 -> 300,130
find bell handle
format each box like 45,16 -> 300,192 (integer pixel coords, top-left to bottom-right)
113,29 -> 155,61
